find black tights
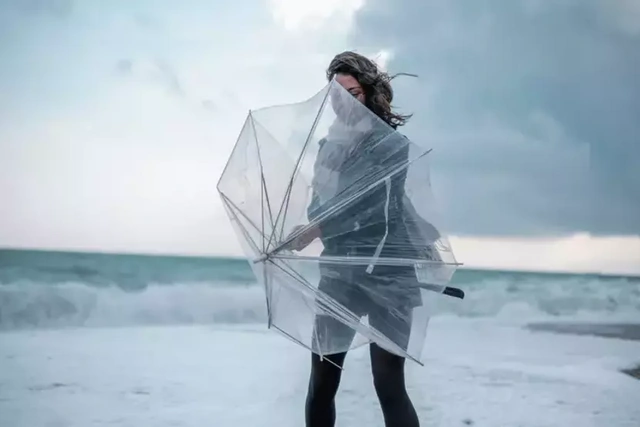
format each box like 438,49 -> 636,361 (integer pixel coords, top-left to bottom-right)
305,344 -> 420,427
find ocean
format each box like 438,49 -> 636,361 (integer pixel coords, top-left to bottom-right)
1,248 -> 639,426
1,249 -> 638,330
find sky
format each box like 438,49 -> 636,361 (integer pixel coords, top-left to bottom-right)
0,0 -> 639,274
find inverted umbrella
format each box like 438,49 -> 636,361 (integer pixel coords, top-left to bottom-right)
217,79 -> 463,366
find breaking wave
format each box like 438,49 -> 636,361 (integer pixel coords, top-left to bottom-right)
1,274 -> 638,330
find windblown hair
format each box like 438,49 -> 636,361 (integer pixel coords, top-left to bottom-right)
326,51 -> 415,128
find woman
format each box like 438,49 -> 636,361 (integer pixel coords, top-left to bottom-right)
289,51 -> 424,427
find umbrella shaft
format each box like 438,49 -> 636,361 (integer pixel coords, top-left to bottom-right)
253,254 -> 269,264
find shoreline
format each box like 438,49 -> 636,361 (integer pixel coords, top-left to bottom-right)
526,322 -> 640,380
2,247 -> 639,279
526,322 -> 640,341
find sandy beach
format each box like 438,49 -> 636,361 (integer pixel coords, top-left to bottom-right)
527,322 -> 640,380
2,318 -> 640,426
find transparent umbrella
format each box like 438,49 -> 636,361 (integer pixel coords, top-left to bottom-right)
217,79 -> 463,366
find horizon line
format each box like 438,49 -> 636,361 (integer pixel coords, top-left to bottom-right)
1,246 -> 638,280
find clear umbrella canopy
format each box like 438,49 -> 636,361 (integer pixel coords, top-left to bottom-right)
217,79 -> 463,365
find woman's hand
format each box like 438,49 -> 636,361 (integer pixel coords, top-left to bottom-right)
283,225 -> 320,251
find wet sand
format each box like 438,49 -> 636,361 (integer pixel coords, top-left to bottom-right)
526,322 -> 640,380
527,322 -> 640,341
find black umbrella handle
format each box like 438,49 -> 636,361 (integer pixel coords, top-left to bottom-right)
418,282 -> 465,299
443,286 -> 465,299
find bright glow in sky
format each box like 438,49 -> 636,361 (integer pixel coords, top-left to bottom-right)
269,0 -> 365,31
0,0 -> 638,275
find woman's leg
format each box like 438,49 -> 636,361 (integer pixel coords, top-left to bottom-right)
369,304 -> 419,427
370,344 -> 420,427
305,350 -> 347,427
305,313 -> 357,427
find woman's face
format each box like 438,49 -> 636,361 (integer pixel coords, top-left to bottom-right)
335,73 -> 365,104
331,73 -> 366,124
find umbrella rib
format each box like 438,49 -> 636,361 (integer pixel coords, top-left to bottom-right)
256,87 -> 331,253
267,258 -> 320,293
219,193 -> 273,256
270,324 -> 342,370
269,258 -> 364,322
269,258 -> 361,317
271,254 -> 462,267
249,113 -> 276,252
263,264 -> 273,328
247,119 -> 291,247
272,258 -> 319,315
220,194 -> 263,254
216,115 -> 250,191
268,259 -> 315,319
278,93 -> 328,241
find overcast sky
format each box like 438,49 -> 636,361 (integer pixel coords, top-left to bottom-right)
353,0 -> 640,237
0,0 -> 638,274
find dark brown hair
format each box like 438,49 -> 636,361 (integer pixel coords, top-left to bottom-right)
326,51 -> 415,128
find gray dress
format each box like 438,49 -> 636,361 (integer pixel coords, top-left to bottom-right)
307,128 -> 437,352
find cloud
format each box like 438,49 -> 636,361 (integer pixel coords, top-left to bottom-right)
597,0 -> 640,36
115,58 -> 184,97
268,0 -> 364,32
0,0 -> 359,255
6,0 -> 74,19
350,0 -> 640,237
